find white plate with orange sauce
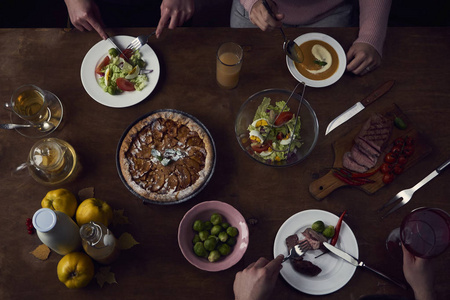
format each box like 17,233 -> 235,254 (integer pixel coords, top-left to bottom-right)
286,33 -> 346,88
81,35 -> 160,108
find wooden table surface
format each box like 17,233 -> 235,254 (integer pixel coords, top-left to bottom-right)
0,27 -> 449,300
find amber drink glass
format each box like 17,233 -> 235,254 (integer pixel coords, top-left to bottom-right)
216,42 -> 243,89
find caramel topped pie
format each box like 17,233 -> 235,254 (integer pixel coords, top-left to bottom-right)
118,110 -> 215,204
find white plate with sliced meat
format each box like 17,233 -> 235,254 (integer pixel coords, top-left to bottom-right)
273,209 -> 358,295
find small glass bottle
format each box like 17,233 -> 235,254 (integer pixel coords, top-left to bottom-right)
32,208 -> 81,255
80,221 -> 120,264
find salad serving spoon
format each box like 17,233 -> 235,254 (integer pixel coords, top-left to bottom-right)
0,121 -> 55,132
262,0 -> 304,63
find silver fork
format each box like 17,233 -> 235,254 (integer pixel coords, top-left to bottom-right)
378,159 -> 450,219
126,31 -> 156,52
282,240 -> 311,262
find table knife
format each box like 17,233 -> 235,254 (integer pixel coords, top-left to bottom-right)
325,80 -> 395,135
323,242 -> 407,289
106,34 -> 129,62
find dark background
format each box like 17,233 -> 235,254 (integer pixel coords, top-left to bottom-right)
0,0 -> 449,29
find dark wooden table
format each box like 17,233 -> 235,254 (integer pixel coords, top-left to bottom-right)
0,27 -> 449,300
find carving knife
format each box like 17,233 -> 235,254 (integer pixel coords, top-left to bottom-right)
323,242 -> 407,289
325,80 -> 395,135
106,34 -> 129,62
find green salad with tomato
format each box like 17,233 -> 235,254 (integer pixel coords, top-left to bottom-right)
95,48 -> 148,95
247,97 -> 303,162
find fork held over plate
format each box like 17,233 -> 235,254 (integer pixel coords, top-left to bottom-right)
282,239 -> 311,263
126,32 -> 156,52
378,159 -> 450,219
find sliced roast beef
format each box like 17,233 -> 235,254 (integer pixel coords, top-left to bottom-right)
302,228 -> 328,250
343,152 -> 369,173
343,114 -> 393,173
291,256 -> 322,276
358,114 -> 392,152
285,234 -> 299,251
350,146 -> 377,169
355,137 -> 380,158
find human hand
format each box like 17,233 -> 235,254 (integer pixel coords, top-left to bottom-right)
402,244 -> 436,300
233,255 -> 284,300
156,0 -> 195,38
64,0 -> 108,40
249,0 -> 284,31
346,42 -> 381,76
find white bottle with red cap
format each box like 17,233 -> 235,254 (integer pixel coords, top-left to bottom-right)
32,208 -> 81,255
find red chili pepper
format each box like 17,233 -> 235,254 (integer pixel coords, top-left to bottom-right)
333,171 -> 366,186
351,166 -> 380,178
331,210 -> 347,246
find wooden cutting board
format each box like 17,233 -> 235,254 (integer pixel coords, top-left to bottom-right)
309,104 -> 432,200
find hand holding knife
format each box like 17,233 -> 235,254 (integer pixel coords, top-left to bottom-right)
323,242 -> 407,289
325,80 -> 395,135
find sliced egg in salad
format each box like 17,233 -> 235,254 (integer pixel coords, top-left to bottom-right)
249,130 -> 264,143
104,67 -> 111,86
125,65 -> 141,80
251,118 -> 269,128
280,132 -> 293,145
259,146 -> 273,157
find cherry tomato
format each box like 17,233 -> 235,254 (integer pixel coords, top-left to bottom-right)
274,112 -> 293,126
403,145 -> 414,157
276,132 -> 286,140
384,153 -> 397,164
120,49 -> 133,60
382,173 -> 395,184
398,155 -> 408,165
405,136 -> 414,146
381,163 -> 392,174
251,142 -> 271,153
394,137 -> 405,146
95,56 -> 110,75
116,78 -> 135,91
391,145 -> 402,156
393,165 -> 403,175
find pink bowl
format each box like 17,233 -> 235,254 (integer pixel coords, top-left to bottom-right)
178,200 -> 249,272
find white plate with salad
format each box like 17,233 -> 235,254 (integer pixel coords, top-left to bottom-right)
273,209 -> 358,295
81,35 -> 160,108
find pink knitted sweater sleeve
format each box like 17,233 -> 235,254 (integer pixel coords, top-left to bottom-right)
355,0 -> 392,56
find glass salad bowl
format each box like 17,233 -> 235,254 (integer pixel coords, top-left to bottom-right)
235,89 -> 319,167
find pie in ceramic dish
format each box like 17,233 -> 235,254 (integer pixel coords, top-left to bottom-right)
117,109 -> 216,204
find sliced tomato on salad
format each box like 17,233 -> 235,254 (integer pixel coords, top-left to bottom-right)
274,111 -> 294,126
116,78 -> 135,91
95,56 -> 110,75
120,49 -> 133,60
251,141 -> 272,153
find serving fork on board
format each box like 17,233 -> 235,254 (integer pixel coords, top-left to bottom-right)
282,240 -> 311,262
126,31 -> 156,52
378,159 -> 450,219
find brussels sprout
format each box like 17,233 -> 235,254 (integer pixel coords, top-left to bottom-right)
192,234 -> 201,245
312,220 -> 325,233
218,231 -> 228,243
208,250 -> 221,262
218,243 -> 231,256
226,226 -> 239,237
210,213 -> 223,225
207,235 -> 219,242
204,221 -> 213,231
221,222 -> 230,230
193,220 -> 205,232
323,225 -> 335,238
210,225 -> 222,236
226,237 -> 237,246
199,230 -> 209,241
204,237 -> 218,251
194,242 -> 208,258
108,48 -> 119,57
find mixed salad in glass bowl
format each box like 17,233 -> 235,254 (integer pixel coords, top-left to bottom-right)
235,89 -> 319,167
